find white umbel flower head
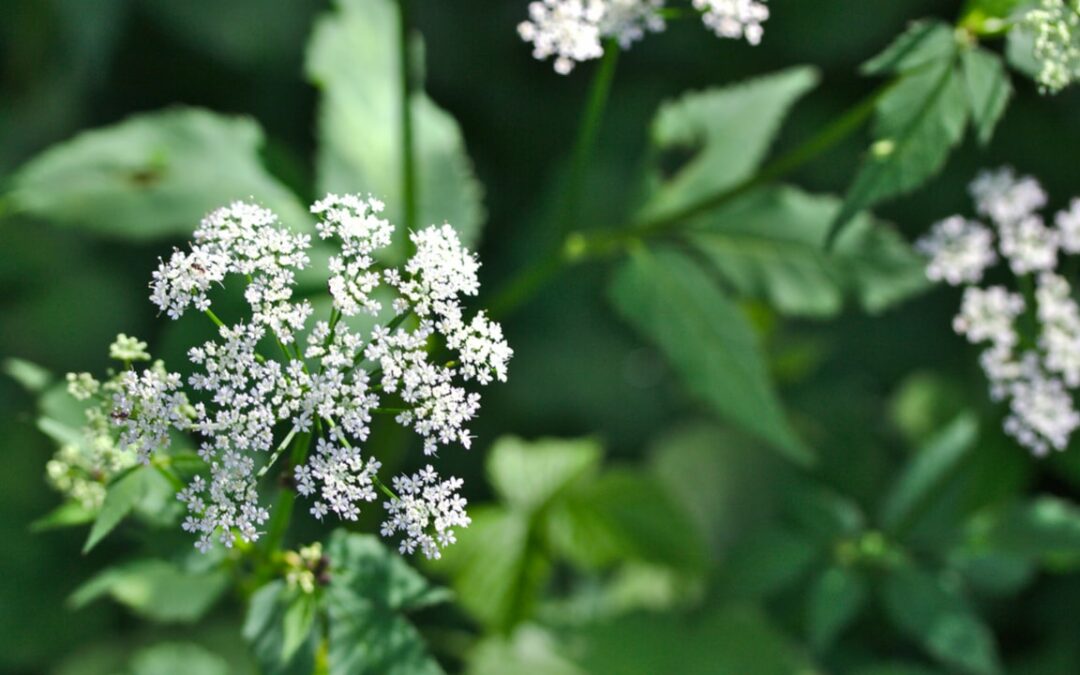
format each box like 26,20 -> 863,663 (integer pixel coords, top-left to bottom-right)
1036,273 -> 1080,387
969,168 -> 1048,228
600,0 -> 666,48
692,0 -> 770,45
953,286 -> 1025,348
1055,198 -> 1080,253
916,216 -> 997,286
999,215 -> 1059,276
1003,356 -> 1080,456
518,0 -> 606,74
381,465 -> 471,560
1024,0 -> 1080,94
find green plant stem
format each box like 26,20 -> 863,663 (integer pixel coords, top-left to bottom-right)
262,432 -> 312,558
559,43 -> 619,238
399,0 -> 418,233
489,81 -> 888,318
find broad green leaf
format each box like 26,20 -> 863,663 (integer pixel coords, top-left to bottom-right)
30,500 -> 95,532
434,507 -> 548,630
882,566 -> 1002,675
306,0 -> 484,247
545,469 -> 708,572
807,565 -> 868,651
2,357 -> 52,392
641,66 -> 819,222
684,186 -> 927,317
486,436 -> 602,514
609,246 -> 810,464
468,625 -> 584,675
83,466 -> 158,553
69,559 -> 228,622
716,527 -> 820,600
129,642 -> 229,675
862,21 -> 958,75
8,107 -> 309,240
325,531 -> 448,675
981,497 -> 1080,565
962,48 -> 1012,145
574,606 -> 814,675
833,53 -> 968,239
282,593 -> 319,664
243,581 -> 317,675
880,414 -> 979,534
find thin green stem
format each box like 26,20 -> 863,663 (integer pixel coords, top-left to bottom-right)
488,81 -> 888,318
399,0 -> 418,233
204,309 -> 226,329
261,432 -> 311,556
559,43 -> 619,238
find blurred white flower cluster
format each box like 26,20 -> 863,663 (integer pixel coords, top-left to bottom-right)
1024,0 -> 1080,94
64,196 -> 510,557
918,168 -> 1080,455
517,0 -> 766,74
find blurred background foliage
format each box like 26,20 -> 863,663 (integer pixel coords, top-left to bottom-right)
5,0 -> 1080,673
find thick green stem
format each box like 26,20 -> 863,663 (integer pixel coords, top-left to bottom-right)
399,0 -> 418,233
559,43 -> 619,237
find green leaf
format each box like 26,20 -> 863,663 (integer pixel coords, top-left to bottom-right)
880,414 -> 979,534
30,500 -> 96,532
574,606 -> 814,675
2,357 -> 53,392
962,48 -> 1012,145
716,527 -> 820,600
882,566 -> 1002,675
129,642 -> 229,675
486,436 -> 602,514
243,581 -> 317,675
282,593 -> 319,664
433,507 -> 548,630
806,565 -> 868,651
862,21 -> 958,75
325,531 -> 448,675
608,246 -> 811,464
833,50 -> 968,240
83,466 -> 156,553
306,0 -> 484,247
468,625 -> 584,675
546,469 -> 708,572
684,185 -> 927,317
70,559 -> 228,623
853,665 -> 945,675
9,107 -> 309,240
641,66 -> 819,222
982,497 -> 1080,565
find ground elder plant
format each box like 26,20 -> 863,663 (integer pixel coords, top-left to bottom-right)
10,0 -> 1080,673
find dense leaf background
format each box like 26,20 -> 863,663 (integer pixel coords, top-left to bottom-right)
4,0 -> 1080,673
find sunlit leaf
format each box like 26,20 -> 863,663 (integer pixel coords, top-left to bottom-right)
486,436 -> 602,514
243,581 -> 317,675
129,642 -> 229,675
962,48 -> 1012,145
70,559 -> 228,623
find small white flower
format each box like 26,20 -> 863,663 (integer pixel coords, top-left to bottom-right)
600,0 -> 666,49
1003,355 -> 1080,456
969,167 -> 1048,228
381,465 -> 470,560
109,334 -> 151,362
692,0 -> 770,45
1055,198 -> 1080,253
1024,0 -> 1080,94
953,286 -> 1025,348
916,216 -> 997,286
999,215 -> 1059,276
1036,273 -> 1080,387
519,0 -> 606,74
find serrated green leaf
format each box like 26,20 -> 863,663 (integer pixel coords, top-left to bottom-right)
83,466 -> 154,553
2,358 -> 52,392
807,565 -> 868,651
881,414 -> 979,534
69,559 -> 228,623
433,507 -> 548,630
486,436 -> 602,514
8,107 -> 309,240
833,55 -> 968,241
244,581 -> 317,675
129,642 -> 229,675
609,246 -> 811,464
325,531 -> 447,675
641,66 -> 819,222
684,185 -> 927,317
862,21 -> 958,75
306,0 -> 484,249
882,566 -> 1002,675
546,469 -> 708,572
962,48 -> 1012,145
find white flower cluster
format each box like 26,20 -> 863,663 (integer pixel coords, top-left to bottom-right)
1024,0 -> 1080,94
918,168 -> 1080,455
126,195 -> 511,556
518,0 -> 766,74
380,465 -> 470,560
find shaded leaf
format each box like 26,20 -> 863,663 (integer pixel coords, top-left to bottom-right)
717,527 -> 819,600
609,246 -> 810,464
30,500 -> 95,532
9,107 -> 309,240
306,0 -> 484,247
129,642 -> 229,675
70,559 -> 228,623
962,48 -> 1012,145
83,466 -> 160,553
243,581 -> 317,675
982,497 -> 1080,565
807,565 -> 868,650
641,67 -> 819,222
862,21 -> 957,75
